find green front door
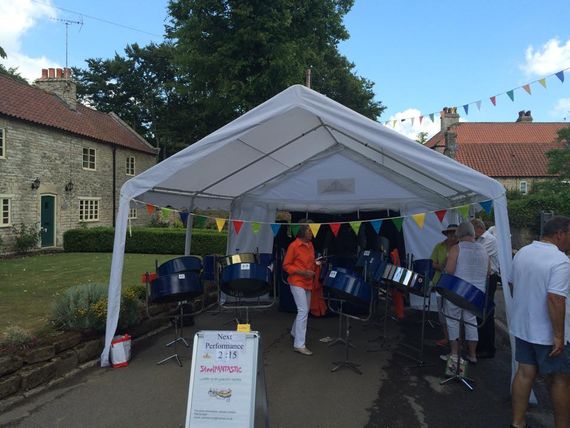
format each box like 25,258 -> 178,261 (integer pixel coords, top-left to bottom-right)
40,195 -> 55,247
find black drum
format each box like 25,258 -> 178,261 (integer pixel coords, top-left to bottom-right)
323,269 -> 372,305
157,256 -> 202,276
435,274 -> 492,318
150,271 -> 203,303
221,262 -> 271,298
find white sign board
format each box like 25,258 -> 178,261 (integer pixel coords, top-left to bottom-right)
185,331 -> 259,428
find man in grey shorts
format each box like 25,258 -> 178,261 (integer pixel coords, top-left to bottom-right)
510,216 -> 570,428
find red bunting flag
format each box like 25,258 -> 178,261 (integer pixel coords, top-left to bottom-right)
522,84 -> 531,95
329,223 -> 341,237
146,204 -> 155,215
490,96 -> 497,106
434,209 -> 447,223
232,220 -> 244,235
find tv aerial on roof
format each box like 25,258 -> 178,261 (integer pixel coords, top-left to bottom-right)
50,16 -> 84,69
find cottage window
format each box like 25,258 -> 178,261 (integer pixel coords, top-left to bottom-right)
82,148 -> 96,170
0,197 -> 11,226
519,181 -> 528,195
126,156 -> 135,176
128,208 -> 137,219
0,128 -> 5,158
79,198 -> 100,222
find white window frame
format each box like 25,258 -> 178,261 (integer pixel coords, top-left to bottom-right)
79,197 -> 101,222
0,195 -> 12,227
82,147 -> 96,170
519,180 -> 528,195
128,208 -> 138,219
0,128 -> 5,159
126,156 -> 136,176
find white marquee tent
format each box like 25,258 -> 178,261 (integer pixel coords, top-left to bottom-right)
101,85 -> 514,367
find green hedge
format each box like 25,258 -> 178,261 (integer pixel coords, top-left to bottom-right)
507,194 -> 570,232
63,227 -> 227,255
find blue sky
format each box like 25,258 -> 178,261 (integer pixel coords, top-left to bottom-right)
2,0 -> 570,139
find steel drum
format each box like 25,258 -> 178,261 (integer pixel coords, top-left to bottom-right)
412,259 -> 435,281
323,269 -> 372,305
157,256 -> 202,277
219,253 -> 258,268
435,273 -> 493,318
220,262 -> 271,298
150,271 -> 203,303
356,250 -> 385,282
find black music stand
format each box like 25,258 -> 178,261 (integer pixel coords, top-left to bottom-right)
436,276 -> 494,391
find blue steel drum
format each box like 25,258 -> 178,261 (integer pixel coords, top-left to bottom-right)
356,250 -> 386,282
371,260 -> 389,282
323,269 -> 372,305
221,262 -> 271,298
412,259 -> 435,281
157,256 -> 202,277
150,271 -> 203,303
435,273 -> 493,318
257,253 -> 274,267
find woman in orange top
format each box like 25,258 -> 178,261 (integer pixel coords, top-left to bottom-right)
283,222 -> 317,356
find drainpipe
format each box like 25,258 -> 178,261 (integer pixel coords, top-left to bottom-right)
112,145 -> 117,227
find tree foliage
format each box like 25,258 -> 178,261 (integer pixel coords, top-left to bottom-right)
545,126 -> 570,181
0,47 -> 28,84
73,43 -> 193,159
166,0 -> 384,142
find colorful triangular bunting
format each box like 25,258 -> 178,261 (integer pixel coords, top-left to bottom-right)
370,220 -> 382,234
161,207 -> 171,219
490,96 -> 497,106
479,200 -> 493,215
349,221 -> 362,235
457,205 -> 470,219
538,78 -> 547,88
391,217 -> 404,232
555,71 -> 565,83
251,222 -> 261,234
463,104 -> 469,115
411,213 -> 426,229
194,215 -> 206,228
476,100 -> 482,111
270,223 -> 281,236
507,90 -> 514,102
309,223 -> 321,237
522,84 -> 531,95
232,220 -> 244,235
179,212 -> 189,225
215,218 -> 226,232
429,113 -> 435,122
290,224 -> 300,237
146,204 -> 155,215
434,209 -> 447,223
329,223 -> 341,237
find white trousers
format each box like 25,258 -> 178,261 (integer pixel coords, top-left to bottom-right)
444,300 -> 478,341
289,284 -> 311,349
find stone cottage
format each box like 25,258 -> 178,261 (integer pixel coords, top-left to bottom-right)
0,68 -> 158,253
426,107 -> 566,194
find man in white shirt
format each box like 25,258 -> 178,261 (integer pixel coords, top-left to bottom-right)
510,216 -> 570,428
472,218 -> 500,358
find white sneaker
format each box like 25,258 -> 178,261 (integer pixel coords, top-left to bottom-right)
294,346 -> 313,356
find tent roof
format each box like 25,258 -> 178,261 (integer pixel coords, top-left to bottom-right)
124,84 -> 505,215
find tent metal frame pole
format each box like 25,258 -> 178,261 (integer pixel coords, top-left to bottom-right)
198,124 -> 325,195
325,124 -> 467,199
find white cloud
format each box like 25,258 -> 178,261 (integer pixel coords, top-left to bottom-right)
550,98 -> 570,120
521,38 -> 570,77
0,0 -> 60,81
385,108 -> 441,141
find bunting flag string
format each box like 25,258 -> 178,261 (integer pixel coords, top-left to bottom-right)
131,198 -> 496,237
384,67 -> 568,129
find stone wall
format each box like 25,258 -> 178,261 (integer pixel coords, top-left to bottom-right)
0,118 -> 156,252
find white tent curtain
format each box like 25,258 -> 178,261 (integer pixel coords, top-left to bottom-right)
101,85 -> 513,367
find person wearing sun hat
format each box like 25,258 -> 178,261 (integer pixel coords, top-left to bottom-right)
430,223 -> 459,347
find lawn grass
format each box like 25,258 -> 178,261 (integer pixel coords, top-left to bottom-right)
0,252 -> 178,336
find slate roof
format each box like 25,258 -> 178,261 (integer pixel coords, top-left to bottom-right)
426,122 -> 567,177
0,74 -> 158,155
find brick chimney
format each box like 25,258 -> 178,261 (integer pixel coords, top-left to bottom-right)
34,68 -> 77,111
441,107 -> 459,159
516,110 -> 533,122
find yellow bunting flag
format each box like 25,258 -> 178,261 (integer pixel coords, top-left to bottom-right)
215,218 -> 226,232
309,223 -> 321,236
349,221 -> 362,235
411,213 -> 426,229
457,205 -> 470,219
251,222 -> 261,234
538,78 -> 547,88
